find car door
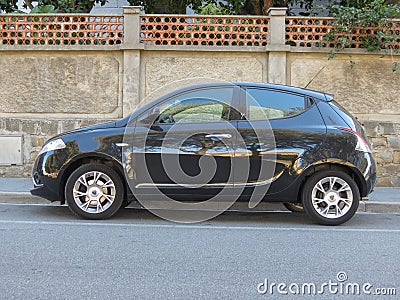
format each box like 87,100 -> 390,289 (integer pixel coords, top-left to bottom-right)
131,86 -> 240,198
235,86 -> 326,198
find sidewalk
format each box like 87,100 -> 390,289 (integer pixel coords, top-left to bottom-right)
0,178 -> 399,213
0,178 -> 46,204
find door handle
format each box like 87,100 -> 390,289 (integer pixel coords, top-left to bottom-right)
205,134 -> 232,139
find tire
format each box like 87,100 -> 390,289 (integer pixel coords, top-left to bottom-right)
65,163 -> 124,220
302,170 -> 360,226
283,202 -> 304,213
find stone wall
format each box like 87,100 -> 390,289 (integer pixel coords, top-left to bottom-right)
289,53 -> 400,121
1,48 -> 399,186
0,51 -> 122,177
364,121 -> 400,187
139,51 -> 267,100
0,52 -> 122,115
0,8 -> 399,186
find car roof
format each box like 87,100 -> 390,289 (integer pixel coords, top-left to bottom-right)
235,82 -> 333,101
188,82 -> 332,101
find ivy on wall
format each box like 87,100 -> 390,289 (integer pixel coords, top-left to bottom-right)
324,0 -> 400,71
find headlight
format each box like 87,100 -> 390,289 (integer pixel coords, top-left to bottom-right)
38,138 -> 66,155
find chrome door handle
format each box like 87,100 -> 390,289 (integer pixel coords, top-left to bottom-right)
116,143 -> 129,147
205,134 -> 232,139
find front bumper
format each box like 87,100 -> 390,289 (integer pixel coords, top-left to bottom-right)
31,152 -> 62,202
30,183 -> 59,201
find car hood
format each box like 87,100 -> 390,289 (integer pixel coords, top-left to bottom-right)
54,121 -> 118,139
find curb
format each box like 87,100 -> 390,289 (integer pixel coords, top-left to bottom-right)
359,201 -> 400,214
0,192 -> 49,204
0,192 -> 399,213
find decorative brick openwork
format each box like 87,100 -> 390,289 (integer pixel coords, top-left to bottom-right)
140,15 -> 269,46
386,20 -> 400,50
1,13 -> 398,49
0,15 -> 124,46
285,17 -> 335,47
286,17 -> 400,49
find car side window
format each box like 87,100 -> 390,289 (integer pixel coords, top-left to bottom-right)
246,88 -> 306,120
154,87 -> 234,124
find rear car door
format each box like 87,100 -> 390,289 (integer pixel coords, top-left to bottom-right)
235,86 -> 326,198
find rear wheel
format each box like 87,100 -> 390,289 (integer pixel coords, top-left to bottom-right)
302,170 -> 360,226
65,164 -> 124,219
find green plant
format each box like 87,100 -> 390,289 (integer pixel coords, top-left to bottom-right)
194,2 -> 233,15
128,1 -> 203,14
127,0 -> 316,15
0,0 -> 17,12
38,0 -> 108,13
207,0 -> 315,16
392,61 -> 399,72
0,0 -> 108,13
30,4 -> 57,13
324,0 -> 400,71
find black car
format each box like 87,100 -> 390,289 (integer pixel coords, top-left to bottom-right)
31,82 -> 376,225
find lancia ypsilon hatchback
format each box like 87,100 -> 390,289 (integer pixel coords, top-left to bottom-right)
31,82 -> 376,225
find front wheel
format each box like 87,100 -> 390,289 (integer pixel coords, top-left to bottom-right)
65,164 -> 124,219
302,170 -> 360,226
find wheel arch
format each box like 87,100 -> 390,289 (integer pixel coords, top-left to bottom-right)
59,153 -> 127,205
296,162 -> 367,203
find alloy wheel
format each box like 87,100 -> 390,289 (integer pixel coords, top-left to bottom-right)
72,171 -> 116,214
311,176 -> 353,219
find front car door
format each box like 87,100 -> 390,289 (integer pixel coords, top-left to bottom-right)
131,86 -> 240,199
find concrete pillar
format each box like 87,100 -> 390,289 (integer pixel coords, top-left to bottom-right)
268,7 -> 287,45
123,6 -> 142,46
122,6 -> 142,117
268,51 -> 287,85
267,7 -> 288,85
123,50 -> 141,117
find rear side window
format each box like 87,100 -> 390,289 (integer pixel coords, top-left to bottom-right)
246,88 -> 306,120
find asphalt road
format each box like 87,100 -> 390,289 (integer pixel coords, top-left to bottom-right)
0,203 -> 399,299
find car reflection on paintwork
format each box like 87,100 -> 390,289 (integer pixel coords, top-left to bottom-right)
31,82 -> 376,225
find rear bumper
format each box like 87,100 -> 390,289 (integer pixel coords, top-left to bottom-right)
361,152 -> 377,197
365,170 -> 377,196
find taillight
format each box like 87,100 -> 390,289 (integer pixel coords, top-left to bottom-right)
338,127 -> 372,153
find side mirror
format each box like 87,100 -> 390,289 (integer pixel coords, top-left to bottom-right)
138,107 -> 161,126
152,107 -> 160,115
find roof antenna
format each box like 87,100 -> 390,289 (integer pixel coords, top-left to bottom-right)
304,66 -> 327,89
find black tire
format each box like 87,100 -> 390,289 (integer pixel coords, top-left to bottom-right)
65,163 -> 124,220
302,170 -> 360,226
283,202 -> 304,213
